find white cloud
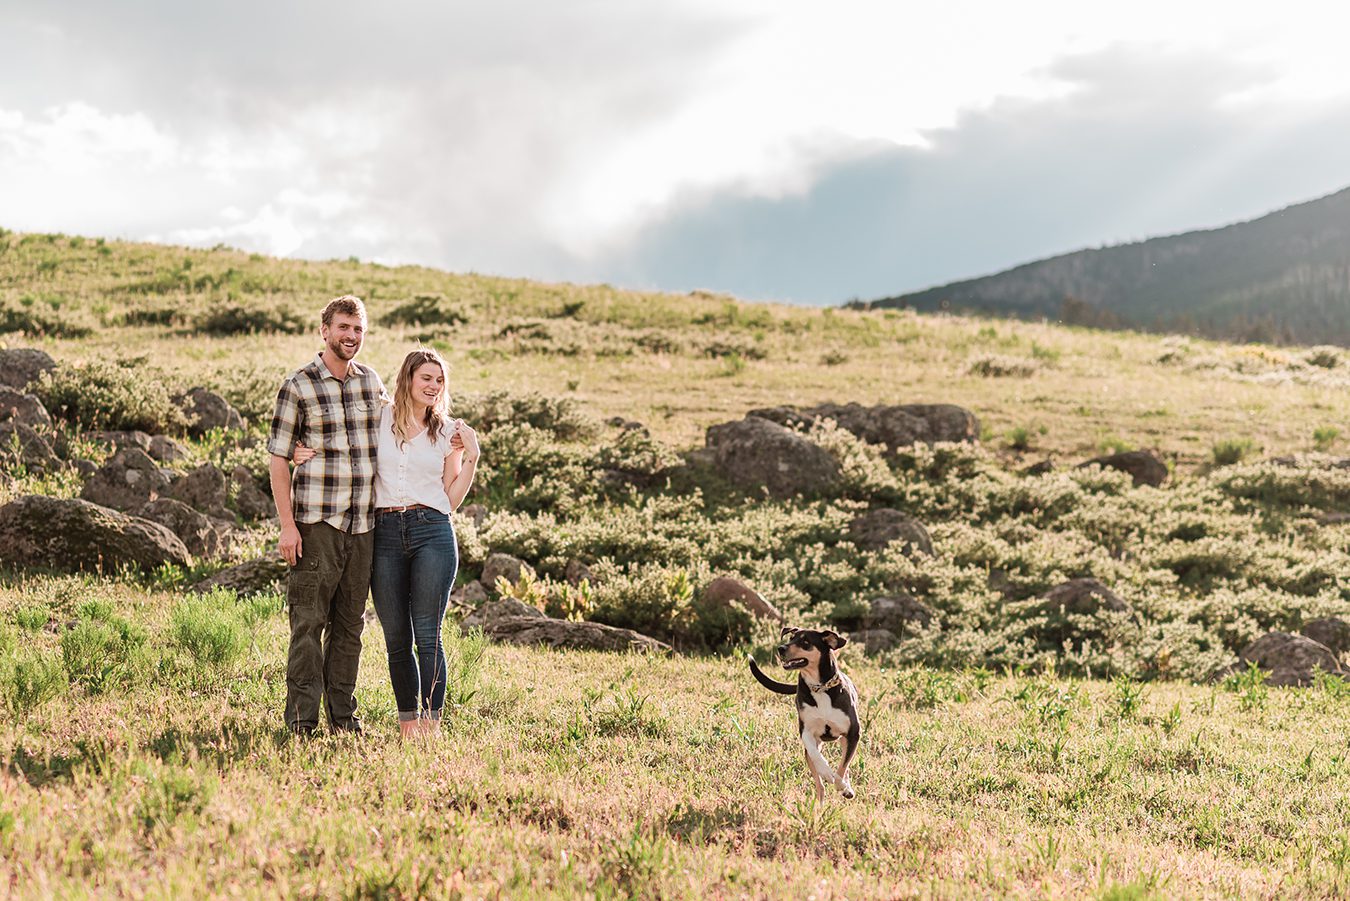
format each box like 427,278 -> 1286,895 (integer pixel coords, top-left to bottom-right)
2,0 -> 1350,299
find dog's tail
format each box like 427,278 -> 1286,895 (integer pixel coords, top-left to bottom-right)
747,654 -> 797,695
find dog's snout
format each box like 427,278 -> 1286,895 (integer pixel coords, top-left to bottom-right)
775,644 -> 788,656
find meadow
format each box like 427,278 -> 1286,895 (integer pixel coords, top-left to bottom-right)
2,230 -> 1350,898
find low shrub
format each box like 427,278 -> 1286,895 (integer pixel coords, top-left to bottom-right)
61,615 -> 147,695
0,295 -> 94,338
0,628 -> 66,715
170,591 -> 250,671
194,303 -> 306,336
966,354 -> 1037,378
587,564 -> 751,651
1212,438 -> 1256,466
380,294 -> 467,328
456,390 -> 596,440
1313,426 -> 1340,452
31,359 -> 188,434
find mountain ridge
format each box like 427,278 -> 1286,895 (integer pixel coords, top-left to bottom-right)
860,185 -> 1350,345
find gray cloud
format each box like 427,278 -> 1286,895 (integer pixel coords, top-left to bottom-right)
584,47 -> 1350,303
1,0 -> 753,272
4,13 -> 1350,305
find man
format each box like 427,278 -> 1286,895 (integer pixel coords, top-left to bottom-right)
267,295 -> 386,735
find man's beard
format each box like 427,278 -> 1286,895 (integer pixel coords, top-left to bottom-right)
327,337 -> 360,360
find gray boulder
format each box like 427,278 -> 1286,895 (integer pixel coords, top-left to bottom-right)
700,576 -> 782,621
136,497 -> 228,559
88,431 -> 152,453
705,415 -> 841,498
0,348 -> 56,390
80,447 -> 172,510
0,422 -> 58,473
564,558 -> 595,586
748,402 -> 979,452
449,580 -> 489,609
848,509 -> 933,555
147,435 -> 191,464
458,503 -> 488,529
1011,578 -> 1137,652
0,495 -> 191,572
168,463 -> 228,514
1227,632 -> 1349,687
852,629 -> 899,655
178,387 -> 244,436
463,597 -> 669,653
230,465 -> 274,520
461,597 -> 545,629
191,556 -> 290,596
0,387 -> 51,429
1301,618 -> 1350,660
864,594 -> 935,636
481,552 -> 535,589
1079,450 -> 1168,488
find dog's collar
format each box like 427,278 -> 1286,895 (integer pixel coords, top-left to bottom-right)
805,673 -> 841,693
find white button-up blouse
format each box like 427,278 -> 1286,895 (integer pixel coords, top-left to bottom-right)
372,406 -> 455,515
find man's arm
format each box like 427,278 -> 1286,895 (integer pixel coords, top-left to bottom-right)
266,378 -> 304,566
269,454 -> 302,565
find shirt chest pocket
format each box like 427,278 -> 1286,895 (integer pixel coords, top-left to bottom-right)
305,402 -> 350,452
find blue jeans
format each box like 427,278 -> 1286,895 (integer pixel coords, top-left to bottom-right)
370,509 -> 458,721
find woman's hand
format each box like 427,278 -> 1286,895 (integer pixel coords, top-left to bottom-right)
292,442 -> 317,466
450,420 -> 480,462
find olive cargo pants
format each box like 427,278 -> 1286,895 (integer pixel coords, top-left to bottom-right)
285,521 -> 373,733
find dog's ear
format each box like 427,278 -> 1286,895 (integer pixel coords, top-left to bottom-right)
780,626 -> 796,639
821,630 -> 847,650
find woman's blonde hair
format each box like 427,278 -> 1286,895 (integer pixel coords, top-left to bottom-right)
390,348 -> 451,446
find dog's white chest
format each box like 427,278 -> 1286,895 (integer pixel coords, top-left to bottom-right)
800,691 -> 851,739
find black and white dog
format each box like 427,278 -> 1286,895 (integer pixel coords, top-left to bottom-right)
748,626 -> 860,800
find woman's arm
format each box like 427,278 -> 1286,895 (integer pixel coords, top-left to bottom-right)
442,420 -> 480,512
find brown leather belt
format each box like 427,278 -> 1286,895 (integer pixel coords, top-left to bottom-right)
376,503 -> 430,514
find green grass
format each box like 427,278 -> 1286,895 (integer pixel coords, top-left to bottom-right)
3,576 -> 1349,898
5,229 -> 1350,896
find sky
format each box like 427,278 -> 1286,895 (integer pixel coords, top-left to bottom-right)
3,1 -> 1350,304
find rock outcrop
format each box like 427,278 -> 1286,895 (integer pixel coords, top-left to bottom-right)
481,552 -> 535,589
1225,632 -> 1349,687
0,495 -> 191,572
191,556 -> 290,596
0,387 -> 51,429
847,509 -> 933,555
700,576 -> 783,622
0,348 -> 56,390
80,447 -> 172,510
1300,618 -> 1350,661
461,597 -> 669,653
136,497 -> 229,559
178,387 -> 245,436
748,402 -> 979,451
705,416 -> 841,498
0,422 -> 58,472
168,463 -> 228,514
1079,450 -> 1168,487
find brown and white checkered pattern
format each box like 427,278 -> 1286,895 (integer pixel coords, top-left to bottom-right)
267,354 -> 387,534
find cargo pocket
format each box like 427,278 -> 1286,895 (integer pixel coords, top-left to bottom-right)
287,571 -> 320,610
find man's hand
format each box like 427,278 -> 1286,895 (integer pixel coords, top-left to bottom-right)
279,523 -> 303,566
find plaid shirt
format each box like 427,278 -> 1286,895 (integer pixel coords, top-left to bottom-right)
267,354 -> 387,534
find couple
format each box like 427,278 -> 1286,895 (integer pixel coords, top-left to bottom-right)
265,295 -> 481,739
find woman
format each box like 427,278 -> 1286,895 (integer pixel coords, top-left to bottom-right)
296,348 -> 480,738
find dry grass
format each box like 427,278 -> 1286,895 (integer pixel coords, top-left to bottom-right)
3,574 -> 1348,899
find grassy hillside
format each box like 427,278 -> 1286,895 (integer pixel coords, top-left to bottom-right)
3,229 -> 1350,898
864,186 -> 1350,346
4,227 -> 1350,467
